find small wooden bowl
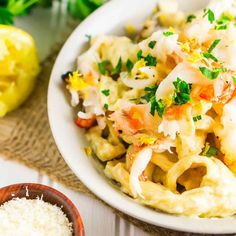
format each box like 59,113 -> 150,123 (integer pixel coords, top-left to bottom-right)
0,183 -> 84,236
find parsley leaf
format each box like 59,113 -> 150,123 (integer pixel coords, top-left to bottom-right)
173,77 -> 191,105
208,39 -> 221,53
148,40 -> 157,49
98,60 -> 111,75
203,8 -> 215,24
0,7 -> 13,25
232,76 -> 236,83
199,67 -> 227,80
137,49 -> 143,60
101,89 -> 110,96
111,57 -> 122,75
215,15 -> 230,30
202,52 -> 218,62
150,97 -> 165,117
202,143 -> 218,157
142,85 -> 158,102
126,59 -> 134,72
104,103 -> 109,110
193,115 -> 202,122
144,54 -> 157,66
186,14 -> 196,23
136,50 -> 157,67
163,31 -> 174,37
141,85 -> 164,117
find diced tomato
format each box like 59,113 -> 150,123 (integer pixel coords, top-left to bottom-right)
75,116 -> 96,129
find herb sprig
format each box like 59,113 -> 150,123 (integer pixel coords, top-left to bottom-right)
0,0 -> 105,25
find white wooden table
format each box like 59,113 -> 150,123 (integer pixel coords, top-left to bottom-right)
0,4 -> 149,236
0,158 -> 149,236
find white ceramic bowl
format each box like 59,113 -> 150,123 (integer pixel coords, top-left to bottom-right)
48,0 -> 236,233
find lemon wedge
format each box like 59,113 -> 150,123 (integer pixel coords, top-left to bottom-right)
0,25 -> 40,117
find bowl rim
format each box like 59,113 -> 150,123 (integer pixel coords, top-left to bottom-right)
48,0 -> 236,234
0,183 -> 84,236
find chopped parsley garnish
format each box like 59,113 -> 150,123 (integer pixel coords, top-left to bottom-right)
163,31 -> 174,37
136,50 -> 157,67
98,60 -> 111,75
150,97 -> 165,117
111,57 -> 122,75
137,50 -> 143,60
215,15 -> 230,30
173,77 -> 191,105
186,14 -> 196,23
101,89 -> 110,96
126,59 -> 134,72
202,39 -> 221,62
141,85 -> 164,117
193,115 -> 202,122
202,143 -> 218,157
203,8 -> 215,24
199,67 -> 227,80
202,52 -> 218,62
98,58 -> 122,76
232,76 -> 236,83
104,103 -> 109,110
142,85 -> 158,102
208,39 -> 221,53
148,40 -> 157,49
144,54 -> 157,66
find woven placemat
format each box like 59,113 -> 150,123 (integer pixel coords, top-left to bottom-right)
0,27 -> 220,236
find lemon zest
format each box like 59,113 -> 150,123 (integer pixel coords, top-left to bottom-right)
188,51 -> 203,63
139,136 -> 157,145
180,42 -> 190,53
67,71 -> 88,91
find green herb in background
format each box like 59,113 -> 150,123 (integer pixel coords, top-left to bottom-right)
0,0 -> 39,24
0,7 -> 13,24
68,0 -> 104,20
0,0 -> 105,25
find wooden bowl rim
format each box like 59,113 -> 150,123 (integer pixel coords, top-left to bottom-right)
0,183 -> 85,236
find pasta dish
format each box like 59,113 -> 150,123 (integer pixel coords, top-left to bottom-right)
62,0 -> 236,217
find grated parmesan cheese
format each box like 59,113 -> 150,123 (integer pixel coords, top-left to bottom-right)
0,198 -> 73,236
